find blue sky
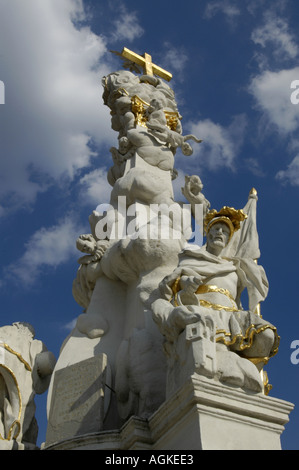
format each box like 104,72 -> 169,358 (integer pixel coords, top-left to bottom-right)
0,0 -> 298,449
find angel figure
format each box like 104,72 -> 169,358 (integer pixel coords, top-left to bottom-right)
146,119 -> 202,156
181,174 -> 211,219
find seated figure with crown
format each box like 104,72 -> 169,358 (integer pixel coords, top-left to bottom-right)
152,200 -> 280,396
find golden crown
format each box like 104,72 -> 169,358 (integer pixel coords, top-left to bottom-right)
204,206 -> 247,240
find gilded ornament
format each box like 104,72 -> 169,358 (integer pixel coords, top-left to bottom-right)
204,206 -> 247,240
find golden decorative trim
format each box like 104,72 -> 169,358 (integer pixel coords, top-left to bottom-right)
169,276 -> 279,363
171,277 -> 181,297
170,280 -> 239,311
204,206 -> 247,239
1,343 -> 32,372
131,95 -> 149,127
196,284 -> 236,302
216,329 -> 232,336
131,95 -> 180,131
199,299 -> 239,312
216,324 -> 280,357
262,370 -> 272,396
164,110 -> 181,131
245,356 -> 270,366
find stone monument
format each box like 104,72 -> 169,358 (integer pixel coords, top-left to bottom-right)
0,322 -> 56,450
41,47 -> 293,450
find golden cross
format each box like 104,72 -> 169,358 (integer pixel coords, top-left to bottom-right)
120,47 -> 172,82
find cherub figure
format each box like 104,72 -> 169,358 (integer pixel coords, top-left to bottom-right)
111,95 -> 136,137
181,175 -> 210,218
107,137 -> 135,186
72,234 -> 110,310
146,119 -> 202,156
145,98 -> 168,129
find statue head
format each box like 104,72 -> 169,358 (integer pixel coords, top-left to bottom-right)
206,221 -> 232,254
114,96 -> 132,114
181,142 -> 193,156
204,206 -> 247,254
76,235 -> 97,254
149,97 -> 165,111
118,136 -> 131,154
186,175 -> 203,193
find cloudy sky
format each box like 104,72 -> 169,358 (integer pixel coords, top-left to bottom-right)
0,0 -> 298,449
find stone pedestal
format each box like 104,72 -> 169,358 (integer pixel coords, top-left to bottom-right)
45,354 -> 109,446
149,376 -> 294,450
43,376 -> 294,450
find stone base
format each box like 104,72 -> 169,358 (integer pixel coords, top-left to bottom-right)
0,440 -> 39,450
42,375 -> 294,451
45,355 -> 109,446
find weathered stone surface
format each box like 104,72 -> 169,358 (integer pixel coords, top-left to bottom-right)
44,54 -> 292,450
46,354 -> 109,446
0,322 -> 55,449
43,376 -> 294,450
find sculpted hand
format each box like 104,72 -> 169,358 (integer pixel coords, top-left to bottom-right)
180,275 -> 201,293
166,306 -> 201,335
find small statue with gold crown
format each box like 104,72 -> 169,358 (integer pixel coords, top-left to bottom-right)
152,195 -> 279,397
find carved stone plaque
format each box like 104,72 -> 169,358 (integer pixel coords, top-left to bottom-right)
46,354 -> 108,445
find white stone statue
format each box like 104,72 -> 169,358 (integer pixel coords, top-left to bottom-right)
107,137 -> 135,186
72,233 -> 109,311
102,69 -> 201,174
46,48 -> 282,449
0,322 -> 56,449
146,115 -> 202,156
152,200 -> 280,397
47,64 -> 199,435
181,174 -> 210,218
102,71 -> 178,119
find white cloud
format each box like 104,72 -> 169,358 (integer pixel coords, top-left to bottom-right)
62,318 -> 77,331
249,67 -> 299,185
249,67 -> 299,134
4,215 -> 84,286
276,155 -> 299,186
0,0 -> 115,213
79,167 -> 112,206
172,169 -> 187,202
185,114 -> 247,171
244,157 -> 266,177
161,43 -> 189,81
251,12 -> 299,62
247,0 -> 289,17
204,1 -> 241,22
110,6 -> 144,42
